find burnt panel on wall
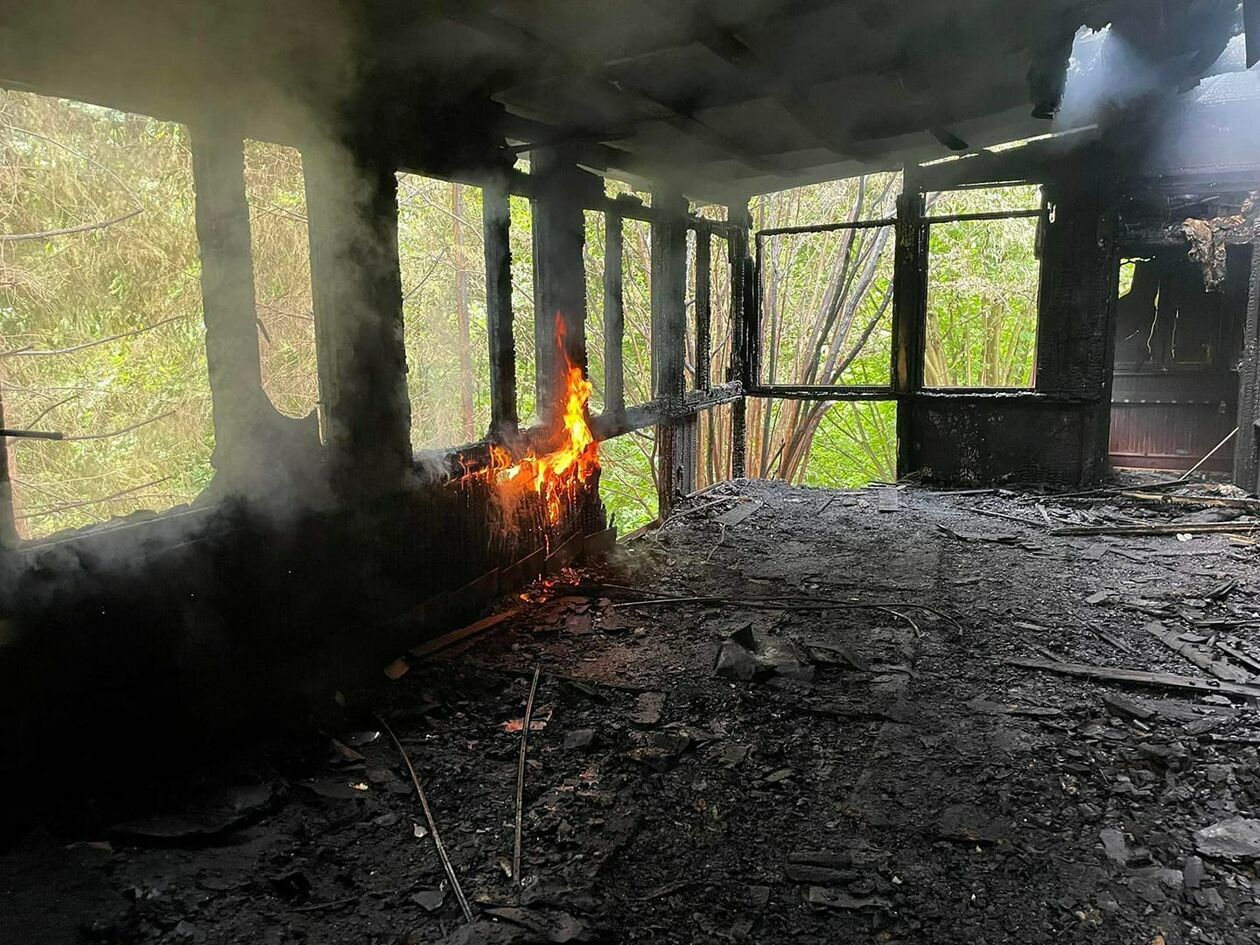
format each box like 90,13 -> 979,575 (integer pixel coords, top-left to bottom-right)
1108,249 -> 1249,472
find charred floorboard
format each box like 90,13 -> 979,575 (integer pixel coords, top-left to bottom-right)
5,479 -> 1260,944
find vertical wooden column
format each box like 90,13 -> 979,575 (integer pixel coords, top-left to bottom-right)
305,145 -> 411,496
727,201 -> 752,479
891,186 -> 926,479
604,210 -> 626,419
530,148 -> 594,430
1234,236 -> 1260,491
694,229 -> 712,392
189,129 -> 269,484
484,178 -> 518,438
652,188 -> 695,513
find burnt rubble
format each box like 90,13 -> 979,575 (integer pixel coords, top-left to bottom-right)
6,479 -> 1260,944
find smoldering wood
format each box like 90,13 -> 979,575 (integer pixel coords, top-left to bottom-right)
530,149 -> 596,426
305,145 -> 412,497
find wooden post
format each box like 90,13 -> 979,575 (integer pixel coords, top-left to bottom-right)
484,178 -> 518,438
891,185 -> 926,479
695,228 -> 712,391
727,201 -> 752,479
1234,235 -> 1260,491
189,129 -> 269,484
530,148 -> 595,430
652,188 -> 694,512
305,144 -> 411,496
603,209 -> 626,419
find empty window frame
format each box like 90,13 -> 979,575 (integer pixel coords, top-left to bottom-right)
923,184 -> 1044,390
686,224 -> 735,393
0,90 -> 213,538
742,397 -> 896,486
396,173 -> 491,451
244,140 -> 317,420
752,174 -> 900,394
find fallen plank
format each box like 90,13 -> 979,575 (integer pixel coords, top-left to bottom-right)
1121,491 -> 1260,512
1052,522 -> 1260,537
1216,640 -> 1260,676
408,608 -> 521,660
1144,621 -> 1255,685
1004,657 -> 1260,699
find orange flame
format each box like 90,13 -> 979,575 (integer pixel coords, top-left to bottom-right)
476,315 -> 600,524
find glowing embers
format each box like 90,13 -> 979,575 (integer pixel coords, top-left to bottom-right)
474,316 -> 600,525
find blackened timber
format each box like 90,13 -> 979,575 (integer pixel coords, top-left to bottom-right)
652,188 -> 691,516
728,201 -> 752,479
604,210 -> 625,418
1234,233 -> 1260,491
189,130 -> 268,481
305,148 -> 411,495
891,189 -> 926,479
531,149 -> 596,426
695,230 -> 712,391
484,180 -> 518,437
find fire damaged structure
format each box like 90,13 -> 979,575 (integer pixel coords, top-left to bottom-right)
4,2 -> 1260,944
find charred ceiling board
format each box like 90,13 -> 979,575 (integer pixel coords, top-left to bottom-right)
0,0 -> 1245,197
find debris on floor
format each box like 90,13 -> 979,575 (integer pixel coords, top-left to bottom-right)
5,478 -> 1260,944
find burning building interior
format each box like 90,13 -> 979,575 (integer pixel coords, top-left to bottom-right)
5,1 -> 1260,942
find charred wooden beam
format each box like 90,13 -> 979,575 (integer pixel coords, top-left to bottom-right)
694,229 -> 712,392
727,201 -> 752,479
484,178 -> 518,438
189,130 -> 269,485
305,146 -> 411,497
1235,232 -> 1260,491
530,148 -> 597,427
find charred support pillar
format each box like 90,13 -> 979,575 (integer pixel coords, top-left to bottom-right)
530,148 -> 596,430
653,188 -> 695,513
484,178 -> 518,438
305,146 -> 411,497
1235,235 -> 1260,491
727,201 -> 752,479
891,188 -> 926,479
189,131 -> 272,487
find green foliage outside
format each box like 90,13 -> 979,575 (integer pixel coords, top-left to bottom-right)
0,89 -> 1045,539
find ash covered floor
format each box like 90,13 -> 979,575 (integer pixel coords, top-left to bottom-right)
7,479 -> 1260,944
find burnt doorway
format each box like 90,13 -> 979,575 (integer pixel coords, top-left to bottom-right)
1109,247 -> 1250,474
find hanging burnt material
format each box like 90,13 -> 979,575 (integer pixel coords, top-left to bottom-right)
1182,194 -> 1258,291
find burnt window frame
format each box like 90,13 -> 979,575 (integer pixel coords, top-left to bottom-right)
750,214 -> 899,402
918,183 -> 1051,393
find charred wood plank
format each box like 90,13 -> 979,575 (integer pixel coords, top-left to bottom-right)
1005,657 -> 1260,699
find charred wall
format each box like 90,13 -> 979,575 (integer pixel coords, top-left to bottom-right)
899,142 -> 1120,487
